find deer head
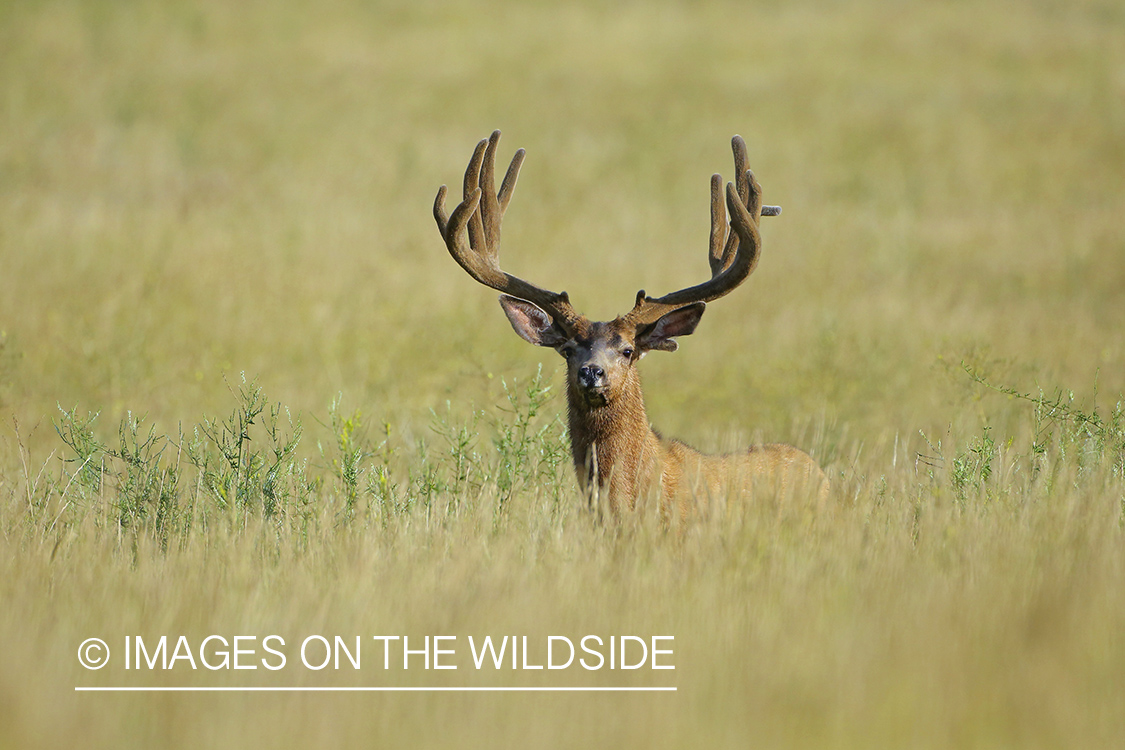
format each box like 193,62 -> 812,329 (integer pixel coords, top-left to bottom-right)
434,130 -> 769,415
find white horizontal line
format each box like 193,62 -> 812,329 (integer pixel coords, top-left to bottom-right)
75,686 -> 676,693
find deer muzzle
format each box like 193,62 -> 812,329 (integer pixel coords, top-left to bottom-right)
577,364 -> 606,390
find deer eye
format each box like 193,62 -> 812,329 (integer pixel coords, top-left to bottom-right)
621,348 -> 635,360
558,343 -> 576,359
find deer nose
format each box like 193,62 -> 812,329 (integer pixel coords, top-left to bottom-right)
577,364 -> 605,389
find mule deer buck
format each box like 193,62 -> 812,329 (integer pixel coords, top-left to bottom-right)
434,131 -> 828,524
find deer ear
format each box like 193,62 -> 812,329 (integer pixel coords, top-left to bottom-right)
499,295 -> 570,348
635,302 -> 705,352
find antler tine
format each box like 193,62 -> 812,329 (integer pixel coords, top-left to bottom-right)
625,135 -> 765,327
479,130 -> 526,249
708,173 -> 728,277
732,133 -> 752,205
463,136 -> 489,256
434,131 -> 580,329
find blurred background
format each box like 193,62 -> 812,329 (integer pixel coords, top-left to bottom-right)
2,0 -> 1121,452
1,0 -> 1123,747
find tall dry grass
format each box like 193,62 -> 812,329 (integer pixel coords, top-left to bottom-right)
2,0 -> 1124,747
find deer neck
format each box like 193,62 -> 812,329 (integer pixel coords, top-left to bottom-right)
566,369 -> 660,505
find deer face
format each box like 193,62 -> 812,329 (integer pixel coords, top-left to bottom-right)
557,319 -> 639,408
498,296 -> 706,408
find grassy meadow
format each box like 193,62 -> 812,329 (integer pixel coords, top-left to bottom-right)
2,0 -> 1124,746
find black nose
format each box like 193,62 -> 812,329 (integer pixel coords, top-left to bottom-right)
578,364 -> 605,389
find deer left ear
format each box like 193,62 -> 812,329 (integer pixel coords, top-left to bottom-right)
635,302 -> 705,352
499,295 -> 570,348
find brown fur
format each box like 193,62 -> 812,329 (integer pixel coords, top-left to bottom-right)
502,307 -> 829,525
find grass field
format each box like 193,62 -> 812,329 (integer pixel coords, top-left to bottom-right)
2,0 -> 1124,747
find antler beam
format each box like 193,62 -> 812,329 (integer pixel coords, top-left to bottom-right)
434,130 -> 581,330
623,135 -> 770,328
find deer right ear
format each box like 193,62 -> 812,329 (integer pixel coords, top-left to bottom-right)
499,295 -> 570,348
635,302 -> 706,352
